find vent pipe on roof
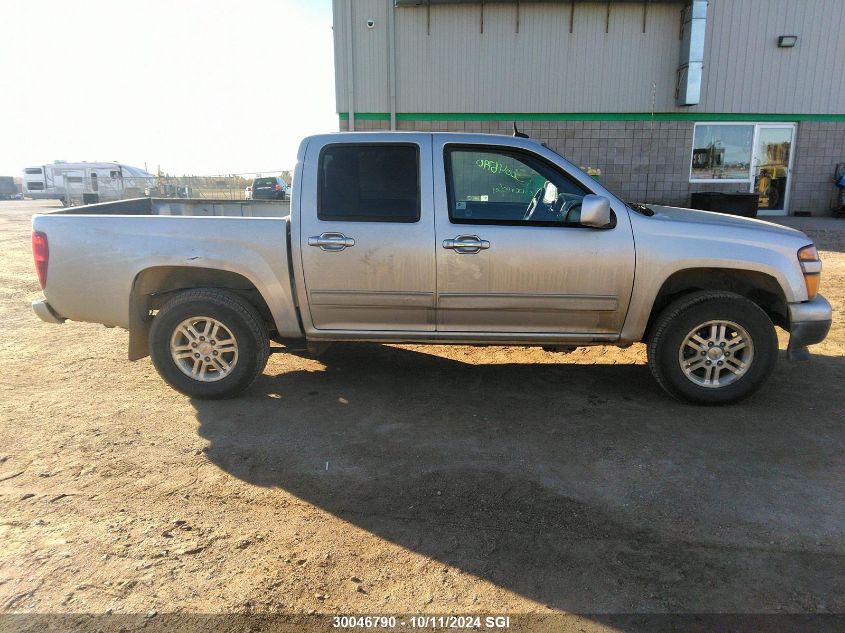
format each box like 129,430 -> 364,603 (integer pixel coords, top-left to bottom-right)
675,0 -> 707,106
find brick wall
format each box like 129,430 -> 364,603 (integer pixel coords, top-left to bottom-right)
791,122 -> 845,215
339,118 -> 845,216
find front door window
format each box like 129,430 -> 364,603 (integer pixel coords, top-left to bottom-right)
445,147 -> 588,226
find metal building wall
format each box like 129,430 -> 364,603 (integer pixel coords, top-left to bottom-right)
393,1 -> 681,114
701,0 -> 844,114
333,0 -> 390,118
334,0 -> 845,116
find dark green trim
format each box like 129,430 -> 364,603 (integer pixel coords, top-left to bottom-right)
339,112 -> 845,122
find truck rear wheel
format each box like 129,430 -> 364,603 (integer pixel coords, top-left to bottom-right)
149,289 -> 269,399
647,291 -> 777,405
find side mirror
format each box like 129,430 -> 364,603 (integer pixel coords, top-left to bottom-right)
579,194 -> 611,228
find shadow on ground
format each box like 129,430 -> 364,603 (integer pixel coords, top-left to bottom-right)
192,344 -> 845,614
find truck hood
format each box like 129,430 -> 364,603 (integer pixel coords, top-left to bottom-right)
645,204 -> 809,242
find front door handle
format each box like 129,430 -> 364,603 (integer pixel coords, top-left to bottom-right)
442,234 -> 490,254
308,232 -> 355,251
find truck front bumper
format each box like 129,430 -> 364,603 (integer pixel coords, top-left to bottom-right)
32,299 -> 65,324
787,294 -> 832,360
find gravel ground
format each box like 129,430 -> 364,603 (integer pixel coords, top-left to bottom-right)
1,200 -> 843,630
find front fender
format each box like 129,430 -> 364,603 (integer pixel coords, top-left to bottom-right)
621,214 -> 808,343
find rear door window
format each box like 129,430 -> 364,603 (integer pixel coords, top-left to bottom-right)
318,144 -> 420,222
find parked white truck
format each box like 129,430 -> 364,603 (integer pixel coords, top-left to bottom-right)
31,132 -> 831,404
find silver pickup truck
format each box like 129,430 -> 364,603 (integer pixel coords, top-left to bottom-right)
31,132 -> 831,404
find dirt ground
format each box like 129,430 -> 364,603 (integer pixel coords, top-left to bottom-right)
1,200 -> 843,629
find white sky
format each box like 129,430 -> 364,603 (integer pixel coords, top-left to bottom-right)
0,0 -> 336,176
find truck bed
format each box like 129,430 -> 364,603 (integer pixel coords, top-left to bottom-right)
32,197 -> 301,340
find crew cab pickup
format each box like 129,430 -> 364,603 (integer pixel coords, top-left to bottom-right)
31,132 -> 832,404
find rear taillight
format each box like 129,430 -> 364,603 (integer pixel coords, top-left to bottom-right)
32,231 -> 49,289
274,184 -> 281,191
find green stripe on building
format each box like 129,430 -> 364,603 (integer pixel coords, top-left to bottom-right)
339,112 -> 845,122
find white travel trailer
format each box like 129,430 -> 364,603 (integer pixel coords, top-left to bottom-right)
23,161 -> 155,205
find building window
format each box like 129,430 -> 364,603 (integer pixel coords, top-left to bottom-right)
27,182 -> 44,190
690,124 -> 754,182
318,144 -> 420,222
25,168 -> 42,175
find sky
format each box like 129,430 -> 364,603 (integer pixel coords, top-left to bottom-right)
0,0 -> 337,176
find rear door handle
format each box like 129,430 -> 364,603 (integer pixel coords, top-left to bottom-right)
442,234 -> 490,254
308,232 -> 355,251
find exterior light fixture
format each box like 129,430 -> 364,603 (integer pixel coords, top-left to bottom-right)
777,35 -> 798,48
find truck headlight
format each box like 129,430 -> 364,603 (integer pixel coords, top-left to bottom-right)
798,244 -> 821,300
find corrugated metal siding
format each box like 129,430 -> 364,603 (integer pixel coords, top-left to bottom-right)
394,1 -> 681,113
334,0 -> 845,115
333,0 -> 392,112
700,0 -> 844,114
333,0 -> 390,112
353,0 -> 390,112
332,0 -> 348,112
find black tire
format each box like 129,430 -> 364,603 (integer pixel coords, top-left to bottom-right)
149,289 -> 269,399
647,291 -> 778,405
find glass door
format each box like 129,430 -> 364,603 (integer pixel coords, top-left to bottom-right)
752,124 -> 795,216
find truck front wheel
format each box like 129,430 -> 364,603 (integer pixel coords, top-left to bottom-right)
149,289 -> 269,399
647,291 -> 778,405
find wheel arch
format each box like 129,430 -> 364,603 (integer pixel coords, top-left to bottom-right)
128,266 -> 274,360
642,267 -> 788,343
